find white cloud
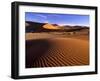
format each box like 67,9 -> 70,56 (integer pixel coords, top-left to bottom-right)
34,14 -> 47,19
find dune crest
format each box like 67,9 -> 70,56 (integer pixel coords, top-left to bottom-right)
43,23 -> 61,30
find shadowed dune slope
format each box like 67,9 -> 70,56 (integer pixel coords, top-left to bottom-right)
26,38 -> 89,68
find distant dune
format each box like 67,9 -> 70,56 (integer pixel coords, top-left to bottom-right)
26,37 -> 89,68
25,21 -> 89,33
43,23 -> 62,30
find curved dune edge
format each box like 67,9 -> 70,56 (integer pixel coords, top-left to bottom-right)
43,23 -> 61,30
26,38 -> 89,68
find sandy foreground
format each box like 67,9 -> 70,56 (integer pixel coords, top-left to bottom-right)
26,33 -> 89,68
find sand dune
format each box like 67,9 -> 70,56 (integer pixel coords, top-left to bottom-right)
43,23 -> 62,30
25,21 -> 89,68
26,37 -> 89,68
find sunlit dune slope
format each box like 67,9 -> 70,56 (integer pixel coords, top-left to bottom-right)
43,23 -> 62,30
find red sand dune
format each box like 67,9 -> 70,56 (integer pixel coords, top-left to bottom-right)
26,37 -> 89,68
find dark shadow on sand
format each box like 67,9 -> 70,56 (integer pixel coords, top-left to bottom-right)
26,39 -> 51,68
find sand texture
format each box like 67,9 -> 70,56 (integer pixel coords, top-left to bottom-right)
26,36 -> 89,68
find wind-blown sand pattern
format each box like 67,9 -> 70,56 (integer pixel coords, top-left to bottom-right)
26,34 -> 89,68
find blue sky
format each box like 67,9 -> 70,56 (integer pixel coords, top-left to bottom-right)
25,12 -> 89,26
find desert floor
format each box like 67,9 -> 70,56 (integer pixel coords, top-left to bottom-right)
25,32 -> 89,68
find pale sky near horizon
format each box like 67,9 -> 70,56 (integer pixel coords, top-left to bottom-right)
25,12 -> 89,26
